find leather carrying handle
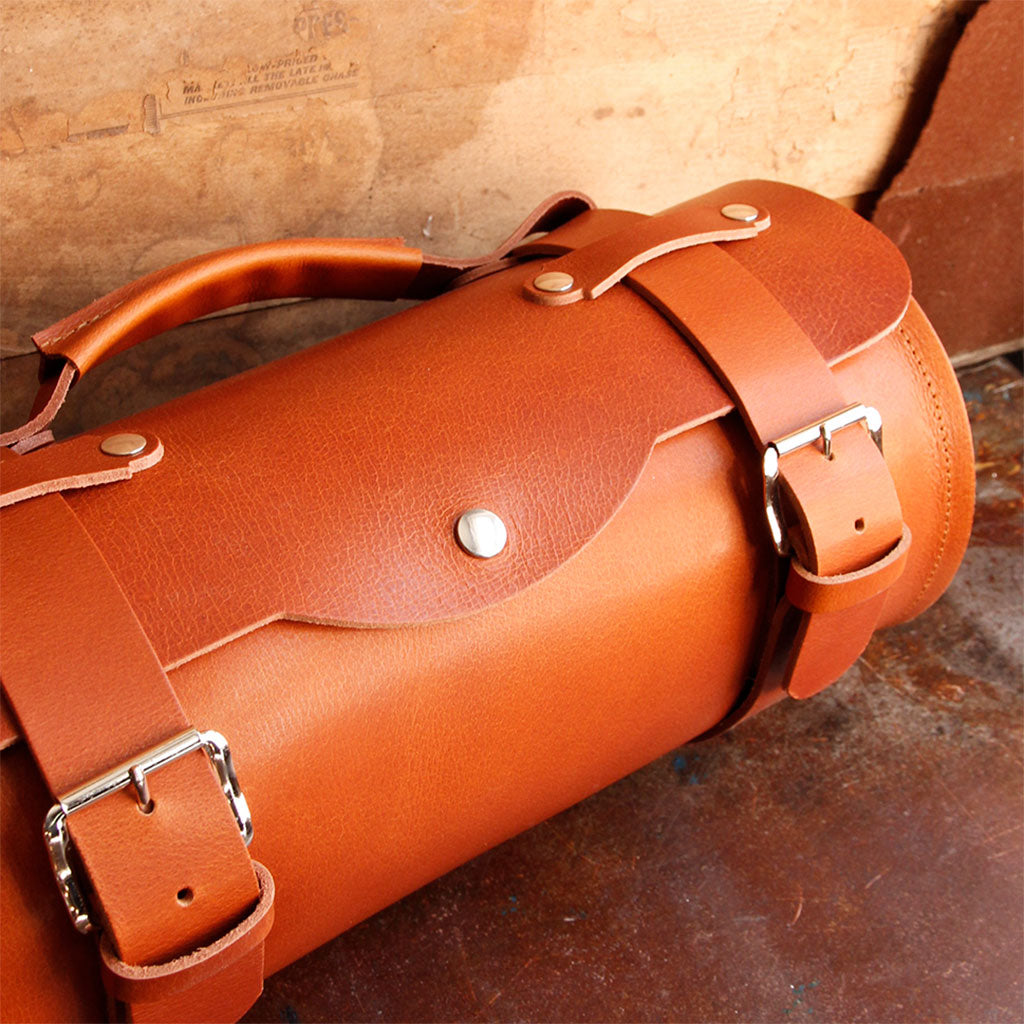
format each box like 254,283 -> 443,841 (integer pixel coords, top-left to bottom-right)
31,238 -> 425,377
2,191 -> 595,449
0,239 -> 420,450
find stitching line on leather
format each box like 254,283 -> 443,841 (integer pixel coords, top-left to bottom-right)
43,296 -> 129,347
896,320 -> 953,605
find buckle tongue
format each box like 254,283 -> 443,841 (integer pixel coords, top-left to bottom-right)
762,403 -> 883,557
43,728 -> 253,934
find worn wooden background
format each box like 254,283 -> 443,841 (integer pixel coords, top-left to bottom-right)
0,0 -> 973,433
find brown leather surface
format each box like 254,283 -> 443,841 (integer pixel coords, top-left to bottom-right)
0,494 -> 265,1019
410,190 -> 595,297
32,240 -> 424,376
519,179 -> 921,713
525,181 -> 912,364
30,191 -> 596,383
100,862 -> 274,1023
20,183 -> 912,680
0,184 -> 973,1022
0,291 -> 973,1022
778,430 -> 905,700
0,361 -> 75,449
521,200 -> 769,304
864,300 -> 974,622
627,237 -> 907,707
0,191 -> 970,750
631,242 -> 879,445
4,193 -> 595,455
238,344 -> 1015,1024
786,526 -> 912,613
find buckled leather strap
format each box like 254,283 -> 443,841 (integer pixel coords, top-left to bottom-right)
99,862 -> 275,1023
0,493 -> 271,1021
625,238 -> 908,715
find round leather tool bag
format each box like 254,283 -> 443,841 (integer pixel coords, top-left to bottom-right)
0,181 -> 973,1023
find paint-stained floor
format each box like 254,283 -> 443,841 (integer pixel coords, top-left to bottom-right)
245,357 -> 1023,1024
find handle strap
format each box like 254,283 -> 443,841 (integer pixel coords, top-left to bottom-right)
2,191 -> 593,449
33,238 -> 424,377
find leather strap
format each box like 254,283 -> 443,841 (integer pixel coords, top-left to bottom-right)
99,862 -> 275,1023
0,494 -> 270,1021
0,360 -> 76,450
521,201 -> 770,304
33,238 -> 424,377
410,190 -> 595,296
0,433 -> 163,509
623,239 -> 907,711
505,195 -> 909,715
785,526 -> 911,613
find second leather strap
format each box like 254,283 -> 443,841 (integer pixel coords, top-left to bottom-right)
0,492 -> 270,1022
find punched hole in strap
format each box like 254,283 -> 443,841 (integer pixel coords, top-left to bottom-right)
100,862 -> 275,1006
762,402 -> 883,557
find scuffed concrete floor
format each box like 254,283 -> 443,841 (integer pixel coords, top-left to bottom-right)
246,358 -> 1022,1024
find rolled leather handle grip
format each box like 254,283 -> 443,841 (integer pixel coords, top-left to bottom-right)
29,190 -> 597,380
2,190 -> 594,449
32,238 -> 424,377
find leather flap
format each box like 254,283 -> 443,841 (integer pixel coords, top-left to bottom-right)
17,181 -> 909,672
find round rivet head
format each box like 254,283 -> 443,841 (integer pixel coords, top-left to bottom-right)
455,508 -> 508,559
533,271 -> 575,293
720,203 -> 759,223
100,433 -> 147,457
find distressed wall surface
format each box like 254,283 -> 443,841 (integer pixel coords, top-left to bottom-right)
0,0 -> 973,434
874,0 -> 1024,362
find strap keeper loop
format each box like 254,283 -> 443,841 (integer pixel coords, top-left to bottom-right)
785,526 -> 912,615
99,861 -> 274,1007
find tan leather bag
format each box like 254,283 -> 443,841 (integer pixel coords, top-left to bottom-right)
0,181 -> 974,1022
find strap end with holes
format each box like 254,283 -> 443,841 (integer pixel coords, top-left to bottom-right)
43,729 -> 252,934
762,404 -> 883,556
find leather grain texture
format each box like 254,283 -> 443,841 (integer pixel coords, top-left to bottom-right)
5,183 -> 913,682
0,492 -> 266,1020
31,239 -> 424,376
0,433 -> 163,508
0,181 -> 974,1022
99,861 -> 274,1023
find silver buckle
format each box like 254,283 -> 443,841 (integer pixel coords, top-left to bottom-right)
762,403 -> 883,557
43,729 -> 253,934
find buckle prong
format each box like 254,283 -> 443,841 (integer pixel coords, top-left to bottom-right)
128,765 -> 152,811
43,728 -> 253,934
762,403 -> 883,557
820,422 -> 833,459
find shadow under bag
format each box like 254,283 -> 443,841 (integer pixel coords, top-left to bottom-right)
0,180 -> 974,1022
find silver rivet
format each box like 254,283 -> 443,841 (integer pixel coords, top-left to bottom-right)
533,271 -> 575,293
720,203 -> 759,223
455,508 -> 508,559
100,433 -> 147,457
